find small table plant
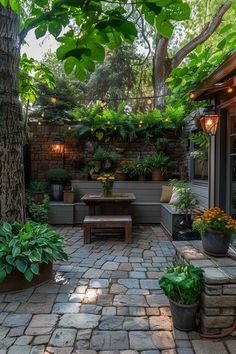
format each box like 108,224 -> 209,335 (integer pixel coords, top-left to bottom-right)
193,207 -> 236,256
97,173 -> 115,197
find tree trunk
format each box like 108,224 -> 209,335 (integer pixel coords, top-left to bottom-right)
0,6 -> 25,223
153,36 -> 172,110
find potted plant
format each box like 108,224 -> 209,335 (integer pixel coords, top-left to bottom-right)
26,194 -> 49,223
97,173 -> 115,197
0,221 -> 68,292
116,161 -> 128,181
93,147 -> 118,170
28,180 -> 46,204
45,168 -> 70,201
159,264 -> 203,331
127,157 -> 151,181
147,153 -> 169,181
193,207 -> 236,256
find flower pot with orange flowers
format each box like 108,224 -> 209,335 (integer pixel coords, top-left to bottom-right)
193,208 -> 236,257
97,173 -> 115,197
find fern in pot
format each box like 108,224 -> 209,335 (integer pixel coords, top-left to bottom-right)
147,153 -> 169,181
160,264 -> 203,331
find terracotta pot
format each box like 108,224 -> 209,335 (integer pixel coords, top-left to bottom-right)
115,170 -> 127,181
138,175 -> 146,181
169,299 -> 199,331
32,193 -> 44,204
152,168 -> 164,181
202,229 -> 231,256
63,191 -> 75,204
0,262 -> 53,293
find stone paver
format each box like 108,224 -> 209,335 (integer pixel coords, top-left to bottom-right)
0,226 -> 235,353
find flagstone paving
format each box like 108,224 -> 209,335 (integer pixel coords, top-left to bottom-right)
0,225 -> 236,353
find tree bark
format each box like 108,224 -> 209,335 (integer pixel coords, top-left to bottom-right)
153,36 -> 172,110
0,5 -> 25,223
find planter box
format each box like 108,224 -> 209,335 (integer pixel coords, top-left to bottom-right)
49,202 -> 74,225
0,262 -> 53,293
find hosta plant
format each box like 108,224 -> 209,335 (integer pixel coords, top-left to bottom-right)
159,264 -> 203,305
0,222 -> 68,283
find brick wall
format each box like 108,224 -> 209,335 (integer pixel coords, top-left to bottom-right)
28,123 -> 187,181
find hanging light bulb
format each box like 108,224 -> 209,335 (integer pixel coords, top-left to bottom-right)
146,98 -> 152,105
227,87 -> 233,94
68,126 -> 71,131
107,120 -> 111,125
90,128 -> 94,133
189,92 -> 195,100
100,100 -> 108,108
41,112 -> 45,119
50,96 -> 57,104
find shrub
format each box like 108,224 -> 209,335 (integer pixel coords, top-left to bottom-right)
26,194 -> 49,223
45,168 -> 71,184
28,180 -> 46,193
0,222 -> 68,282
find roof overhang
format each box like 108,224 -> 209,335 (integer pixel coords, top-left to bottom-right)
191,50 -> 236,101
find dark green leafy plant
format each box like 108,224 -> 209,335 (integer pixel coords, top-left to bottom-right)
0,222 -> 68,283
169,180 -> 197,221
45,168 -> 71,184
147,153 -> 169,170
28,180 -> 46,194
26,194 -> 49,224
94,147 -> 118,161
159,264 -> 203,305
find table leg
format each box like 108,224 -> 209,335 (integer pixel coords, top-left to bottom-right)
89,204 -> 96,216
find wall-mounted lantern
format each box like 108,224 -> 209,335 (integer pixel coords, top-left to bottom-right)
200,105 -> 220,136
52,137 -> 65,154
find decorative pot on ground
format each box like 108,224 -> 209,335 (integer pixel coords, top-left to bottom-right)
63,190 -> 75,204
193,207 -> 236,257
0,262 -> 53,293
169,299 -> 199,331
160,264 -> 203,332
51,184 -> 64,201
202,229 -> 231,256
28,180 -> 46,204
146,153 -> 169,181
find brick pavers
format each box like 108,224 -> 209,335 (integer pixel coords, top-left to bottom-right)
0,226 -> 236,353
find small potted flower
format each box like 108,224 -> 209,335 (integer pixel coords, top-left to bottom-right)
97,173 -> 115,197
193,207 -> 236,256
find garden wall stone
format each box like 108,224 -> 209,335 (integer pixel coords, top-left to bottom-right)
28,123 -> 186,181
173,240 -> 236,335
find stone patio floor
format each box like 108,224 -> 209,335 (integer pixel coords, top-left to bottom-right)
0,225 -> 236,354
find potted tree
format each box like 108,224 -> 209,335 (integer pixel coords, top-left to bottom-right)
147,153 -> 169,181
45,168 -> 70,201
160,264 -> 203,331
193,207 -> 236,256
28,180 -> 46,204
0,221 -> 68,292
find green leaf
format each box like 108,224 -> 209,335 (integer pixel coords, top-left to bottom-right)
0,270 -> 6,283
88,43 -> 105,62
62,48 -> 91,61
48,22 -> 62,37
24,268 -> 34,282
156,18 -> 174,39
0,0 -> 8,8
35,24 -> 47,39
30,263 -> 39,275
12,245 -> 21,257
15,259 -> 28,273
9,0 -> 20,13
64,58 -> 76,75
6,255 -> 14,265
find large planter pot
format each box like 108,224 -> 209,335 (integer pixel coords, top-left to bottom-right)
202,229 -> 231,256
116,170 -> 127,181
63,190 -> 75,204
138,175 -> 146,181
152,168 -> 164,181
0,262 -> 53,293
51,184 -> 63,201
169,299 -> 199,331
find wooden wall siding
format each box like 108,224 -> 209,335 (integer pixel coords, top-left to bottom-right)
191,182 -> 209,208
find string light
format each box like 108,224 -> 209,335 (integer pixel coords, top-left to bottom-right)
41,112 -> 45,118
50,96 -> 57,104
146,98 -> 152,105
189,92 -> 195,100
38,121 -> 42,126
227,87 -> 233,94
68,126 -> 71,130
107,120 -> 111,125
100,100 -> 108,108
90,128 -> 94,133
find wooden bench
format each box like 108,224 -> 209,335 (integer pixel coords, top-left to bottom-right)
83,215 -> 132,244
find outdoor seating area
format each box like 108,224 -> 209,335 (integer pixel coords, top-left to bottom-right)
3,0 -> 236,353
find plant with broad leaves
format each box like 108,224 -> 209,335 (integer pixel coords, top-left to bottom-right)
0,222 -> 68,282
159,263 -> 203,305
26,194 -> 49,224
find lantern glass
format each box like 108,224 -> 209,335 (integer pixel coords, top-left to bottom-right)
200,114 -> 219,136
52,138 -> 64,153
